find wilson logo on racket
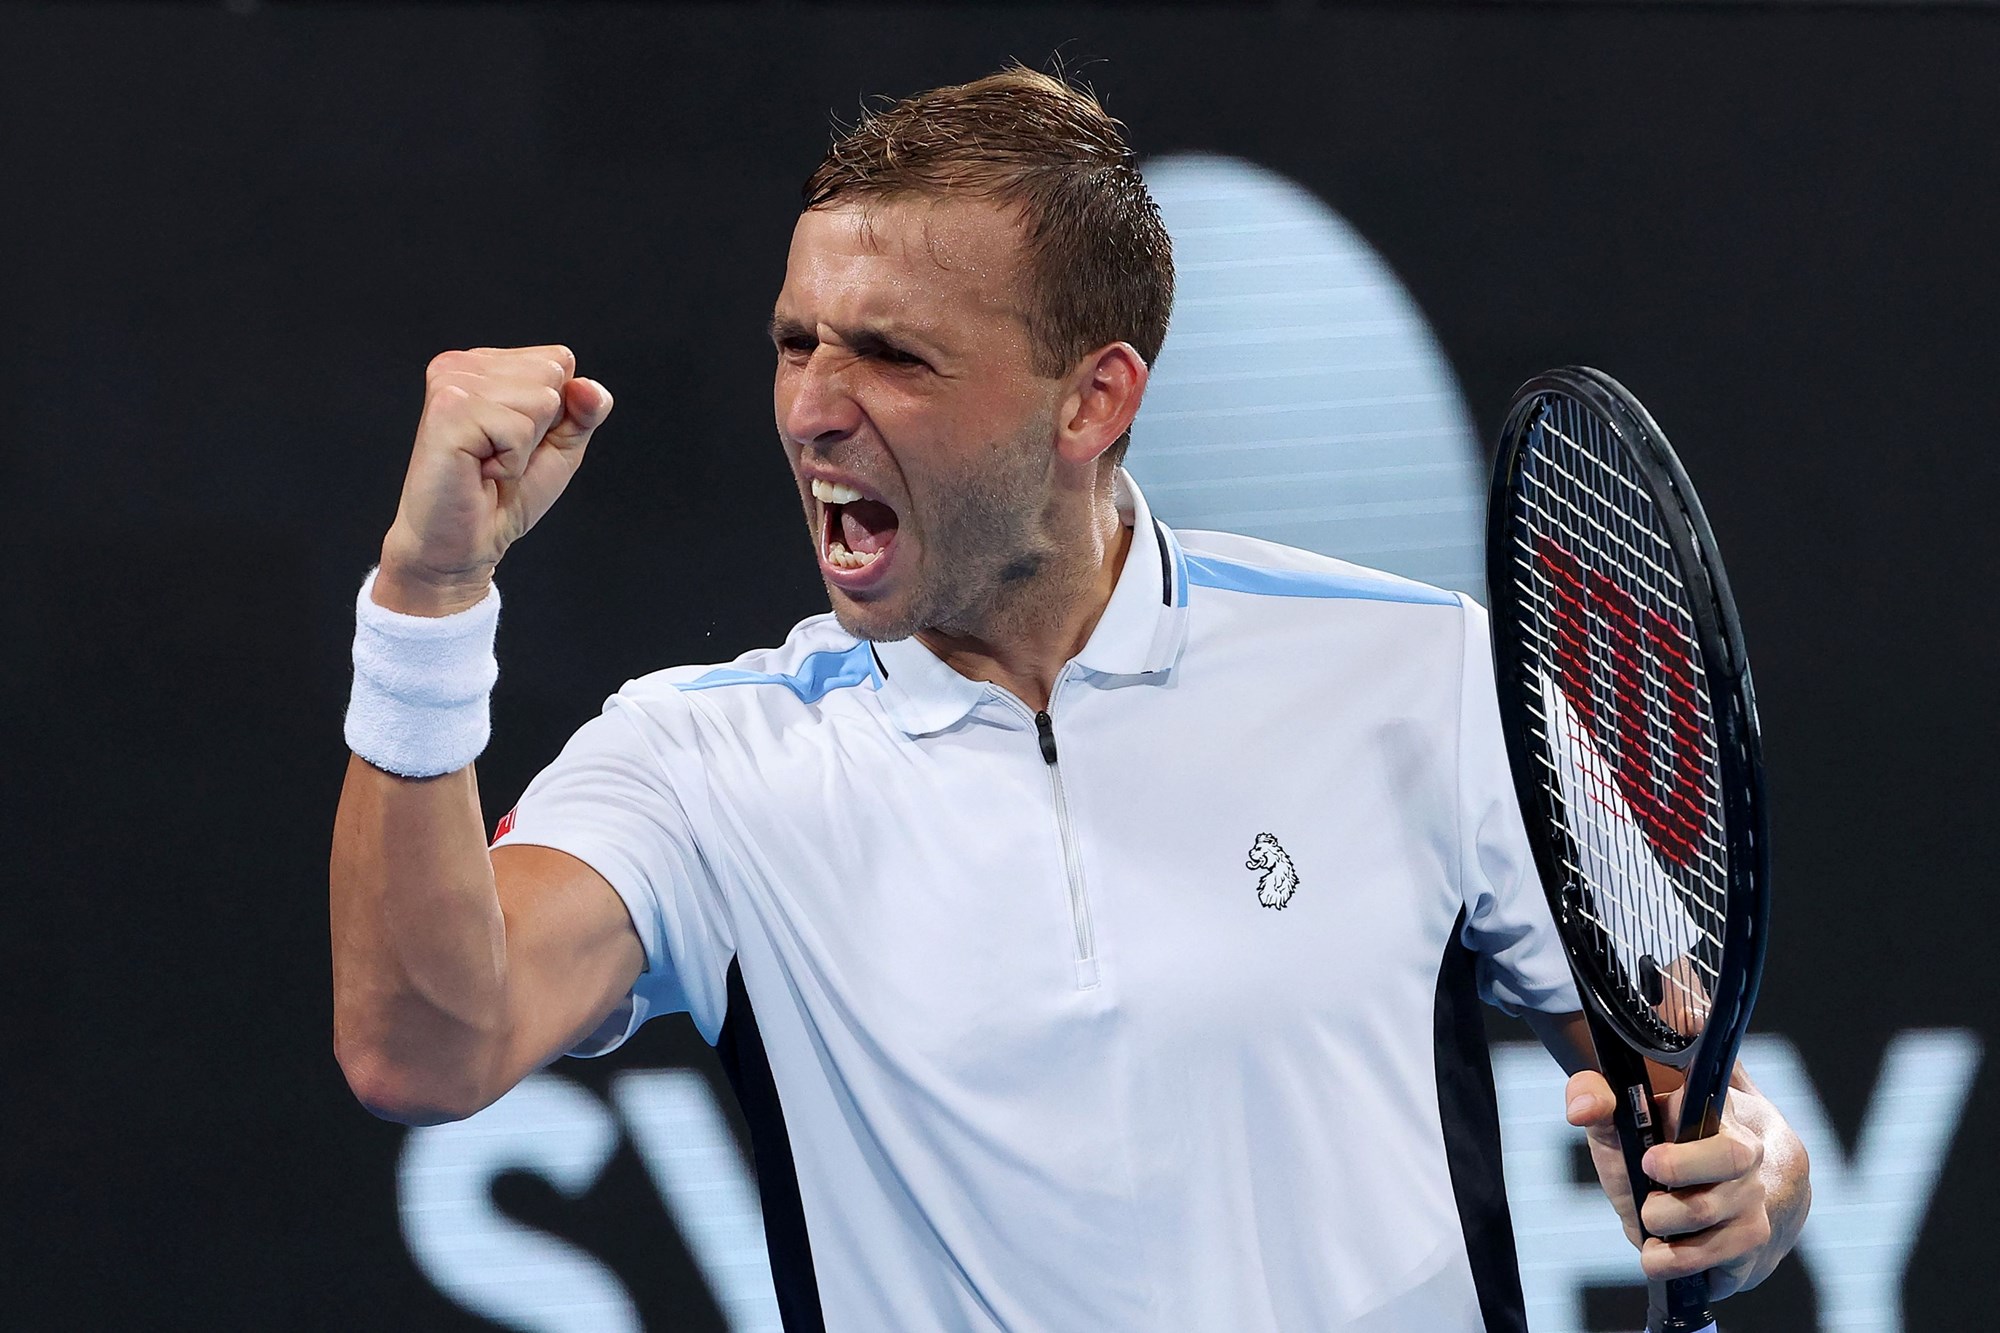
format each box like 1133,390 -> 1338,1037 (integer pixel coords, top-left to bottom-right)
1535,534 -> 1719,871
1244,833 -> 1299,910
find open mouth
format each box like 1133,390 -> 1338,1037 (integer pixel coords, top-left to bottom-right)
812,478 -> 902,575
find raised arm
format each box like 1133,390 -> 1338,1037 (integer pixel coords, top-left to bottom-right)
329,346 -> 641,1125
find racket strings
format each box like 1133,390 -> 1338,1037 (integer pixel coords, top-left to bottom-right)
1514,716 -> 1729,890
1506,395 -> 1729,1049
1510,573 -> 1731,881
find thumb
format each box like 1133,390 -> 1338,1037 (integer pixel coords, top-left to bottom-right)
1565,1070 -> 1617,1128
510,377 -> 612,532
546,377 -> 614,451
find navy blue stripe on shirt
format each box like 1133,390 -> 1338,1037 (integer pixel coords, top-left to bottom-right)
1434,912 -> 1531,1333
716,959 -> 827,1333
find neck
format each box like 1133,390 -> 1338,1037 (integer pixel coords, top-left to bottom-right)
916,474 -> 1131,712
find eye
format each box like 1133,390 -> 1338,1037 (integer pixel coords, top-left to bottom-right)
775,334 -> 817,359
873,344 -> 928,369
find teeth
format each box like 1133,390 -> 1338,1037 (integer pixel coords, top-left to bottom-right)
826,538 -> 881,570
812,479 -> 866,505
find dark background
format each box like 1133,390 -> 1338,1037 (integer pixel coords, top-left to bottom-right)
5,2 -> 1995,1329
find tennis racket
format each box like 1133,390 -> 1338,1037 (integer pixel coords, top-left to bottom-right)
1484,367 -> 1771,1333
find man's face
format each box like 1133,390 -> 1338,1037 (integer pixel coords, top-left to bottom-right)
771,196 -> 1067,642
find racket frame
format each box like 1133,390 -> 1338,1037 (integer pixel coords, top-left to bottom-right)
1485,367 -> 1772,1332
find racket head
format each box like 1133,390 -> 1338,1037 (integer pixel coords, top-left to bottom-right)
1486,367 -> 1770,1134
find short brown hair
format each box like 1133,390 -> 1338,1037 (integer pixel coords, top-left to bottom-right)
803,66 -> 1174,458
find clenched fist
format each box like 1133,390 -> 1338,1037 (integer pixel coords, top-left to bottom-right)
375,345 -> 614,616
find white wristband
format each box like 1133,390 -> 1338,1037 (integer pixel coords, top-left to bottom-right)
344,567 -> 501,778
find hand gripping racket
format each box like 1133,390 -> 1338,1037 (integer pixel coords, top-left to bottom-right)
1485,368 -> 1772,1333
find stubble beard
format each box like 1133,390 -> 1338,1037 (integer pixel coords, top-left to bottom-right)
825,431 -> 1061,646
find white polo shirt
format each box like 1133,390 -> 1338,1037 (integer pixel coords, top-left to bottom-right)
495,471 -> 1577,1333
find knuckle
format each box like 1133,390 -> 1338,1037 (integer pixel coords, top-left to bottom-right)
424,380 -> 471,414
1743,1210 -> 1773,1249
427,349 -> 469,380
538,385 -> 564,416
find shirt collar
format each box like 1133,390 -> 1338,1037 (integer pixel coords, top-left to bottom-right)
872,467 -> 1191,737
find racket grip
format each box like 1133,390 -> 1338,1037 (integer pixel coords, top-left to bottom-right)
1651,1273 -> 1715,1331
1602,1058 -> 1718,1333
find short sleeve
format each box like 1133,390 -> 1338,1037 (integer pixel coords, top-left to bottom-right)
493,686 -> 734,1051
1453,594 -> 1581,1017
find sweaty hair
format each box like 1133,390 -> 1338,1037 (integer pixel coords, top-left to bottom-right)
802,65 -> 1174,461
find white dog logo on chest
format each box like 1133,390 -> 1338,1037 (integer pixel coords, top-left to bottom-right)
1245,833 -> 1299,910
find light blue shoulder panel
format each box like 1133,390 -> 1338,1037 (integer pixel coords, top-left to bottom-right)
676,641 -> 881,703
1183,552 -> 1460,607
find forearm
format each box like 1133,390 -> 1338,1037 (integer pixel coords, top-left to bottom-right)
330,753 -> 513,1123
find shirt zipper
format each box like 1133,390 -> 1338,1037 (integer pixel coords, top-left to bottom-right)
1033,706 -> 1100,990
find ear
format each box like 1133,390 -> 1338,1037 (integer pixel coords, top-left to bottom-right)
1054,342 -> 1149,467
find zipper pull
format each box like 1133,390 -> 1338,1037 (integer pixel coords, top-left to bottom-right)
1034,710 -> 1059,765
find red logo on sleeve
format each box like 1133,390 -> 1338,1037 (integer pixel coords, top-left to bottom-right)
492,807 -> 518,842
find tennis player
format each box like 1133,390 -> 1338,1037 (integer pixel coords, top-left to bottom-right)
331,67 -> 1808,1331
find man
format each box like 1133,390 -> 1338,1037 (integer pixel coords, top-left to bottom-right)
332,67 -> 1808,1331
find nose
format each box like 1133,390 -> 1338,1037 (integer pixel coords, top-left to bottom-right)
780,347 -> 864,453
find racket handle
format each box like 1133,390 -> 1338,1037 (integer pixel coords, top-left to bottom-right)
1650,1273 -> 1716,1331
1601,1057 -> 1719,1333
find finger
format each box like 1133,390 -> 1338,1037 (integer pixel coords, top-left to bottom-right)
1579,1137 -> 1641,1236
1643,1128 -> 1762,1190
430,347 -> 564,385
426,387 -> 547,478
1641,1235 -> 1714,1282
1640,1207 -> 1773,1283
545,377 -> 614,451
1640,1180 -> 1749,1238
1565,1070 -> 1616,1127
428,371 -> 566,430
464,344 -> 576,382
513,381 -> 609,510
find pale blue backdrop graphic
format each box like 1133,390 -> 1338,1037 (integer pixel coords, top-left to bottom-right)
1129,152 -> 1488,599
